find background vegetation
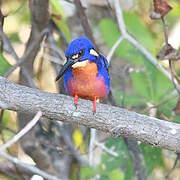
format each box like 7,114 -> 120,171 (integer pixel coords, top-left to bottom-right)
0,0 -> 180,179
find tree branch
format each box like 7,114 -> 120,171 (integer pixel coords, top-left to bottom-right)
4,29 -> 48,78
0,76 -> 180,153
88,128 -> 96,166
0,111 -> 42,151
113,0 -> 172,81
74,0 -> 98,50
94,141 -> 118,157
107,36 -> 124,63
0,151 -> 60,180
0,26 -> 35,88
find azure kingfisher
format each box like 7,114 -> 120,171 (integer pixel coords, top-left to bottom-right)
56,37 -> 110,113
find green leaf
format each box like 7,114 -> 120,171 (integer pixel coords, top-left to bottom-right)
50,0 -> 71,42
108,169 -> 124,180
99,13 -> 173,104
7,0 -> 30,24
99,18 -> 142,65
130,71 -> 153,101
50,0 -> 65,19
99,12 -> 157,65
80,166 -> 96,179
8,33 -> 21,43
0,53 -> 11,75
100,138 -> 133,180
124,12 -> 155,53
116,91 -> 147,108
167,5 -> 180,26
1,110 -> 12,127
141,143 -> 164,174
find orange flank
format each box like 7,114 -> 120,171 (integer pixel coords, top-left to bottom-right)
68,61 -> 107,100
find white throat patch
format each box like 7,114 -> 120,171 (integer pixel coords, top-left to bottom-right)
72,60 -> 89,68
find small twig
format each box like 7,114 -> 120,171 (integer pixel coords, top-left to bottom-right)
0,1 -> 4,52
0,124 -> 16,134
113,0 -> 172,81
0,151 -> 60,180
0,111 -> 42,151
121,65 -> 130,108
169,61 -> 180,95
160,16 -> 180,95
108,91 -> 147,180
94,141 -> 118,157
165,153 -> 180,179
161,17 -> 168,45
143,90 -> 178,114
106,4 -> 147,173
107,36 -> 124,63
0,109 -> 4,131
44,53 -> 63,65
56,122 -> 87,165
114,0 -> 126,36
0,26 -> 35,88
74,0 -> 98,50
49,19 -> 68,47
88,128 -> 96,166
4,29 -> 48,78
0,117 -> 26,180
43,43 -> 65,61
0,26 -> 18,60
124,138 -> 146,180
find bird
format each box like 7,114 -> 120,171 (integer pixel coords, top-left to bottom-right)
56,37 -> 110,113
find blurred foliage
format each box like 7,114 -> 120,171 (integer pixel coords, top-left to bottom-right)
0,53 -> 11,75
73,128 -> 86,153
0,0 -> 180,179
99,13 -> 180,123
140,144 -> 164,173
50,0 -> 71,42
102,138 -> 133,180
97,2 -> 180,180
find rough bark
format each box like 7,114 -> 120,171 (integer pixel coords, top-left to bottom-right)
0,76 -> 180,153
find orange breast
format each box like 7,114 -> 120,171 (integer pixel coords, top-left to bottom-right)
68,62 -> 107,100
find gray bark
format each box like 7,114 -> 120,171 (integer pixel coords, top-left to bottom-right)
0,76 -> 180,153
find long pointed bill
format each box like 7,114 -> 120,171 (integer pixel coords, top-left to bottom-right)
55,59 -> 76,81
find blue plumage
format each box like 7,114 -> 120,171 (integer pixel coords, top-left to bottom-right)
56,37 -> 110,112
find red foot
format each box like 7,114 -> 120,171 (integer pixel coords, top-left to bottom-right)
93,97 -> 96,114
74,94 -> 79,109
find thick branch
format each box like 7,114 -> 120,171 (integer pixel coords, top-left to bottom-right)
0,76 -> 180,152
0,111 -> 42,151
0,151 -> 59,180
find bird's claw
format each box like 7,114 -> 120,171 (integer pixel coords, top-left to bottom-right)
74,94 -> 79,110
74,103 -> 78,110
93,97 -> 97,114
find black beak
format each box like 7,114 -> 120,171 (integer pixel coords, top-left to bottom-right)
55,59 -> 76,81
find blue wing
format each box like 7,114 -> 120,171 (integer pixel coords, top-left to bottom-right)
99,54 -> 109,74
95,54 -> 110,89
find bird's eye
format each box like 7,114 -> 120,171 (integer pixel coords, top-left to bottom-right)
78,50 -> 84,57
71,50 -> 84,60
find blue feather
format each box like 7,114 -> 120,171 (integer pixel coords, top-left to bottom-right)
64,37 -> 110,95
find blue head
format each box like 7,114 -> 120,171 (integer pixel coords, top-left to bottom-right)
56,37 -> 99,81
65,37 -> 98,62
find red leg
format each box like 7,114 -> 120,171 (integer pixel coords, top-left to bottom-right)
74,94 -> 78,109
93,97 -> 96,114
